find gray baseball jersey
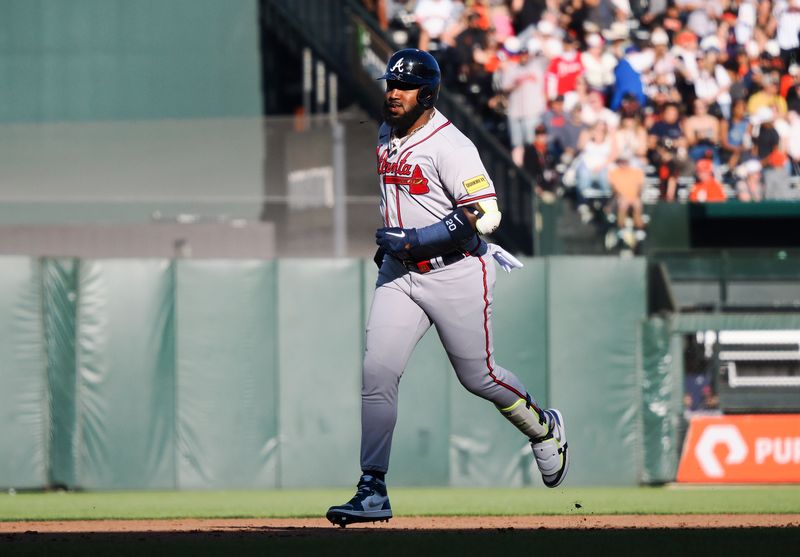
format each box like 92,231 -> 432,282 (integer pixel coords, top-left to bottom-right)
376,109 -> 497,228
360,109 -> 546,473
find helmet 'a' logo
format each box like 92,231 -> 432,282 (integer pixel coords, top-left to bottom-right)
390,58 -> 405,73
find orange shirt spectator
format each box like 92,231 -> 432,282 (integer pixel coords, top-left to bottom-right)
609,157 -> 646,229
689,160 -> 726,202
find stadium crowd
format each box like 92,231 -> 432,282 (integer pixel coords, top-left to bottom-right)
365,0 -> 800,241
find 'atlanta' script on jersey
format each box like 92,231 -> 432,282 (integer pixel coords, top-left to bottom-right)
378,150 -> 430,194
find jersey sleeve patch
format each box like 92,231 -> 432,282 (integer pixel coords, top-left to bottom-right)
463,174 -> 489,194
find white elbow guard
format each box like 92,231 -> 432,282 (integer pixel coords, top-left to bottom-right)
476,199 -> 502,234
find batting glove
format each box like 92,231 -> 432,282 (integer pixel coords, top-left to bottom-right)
375,227 -> 419,256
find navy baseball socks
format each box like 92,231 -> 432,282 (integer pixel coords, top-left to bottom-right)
498,398 -> 569,487
531,408 -> 569,488
326,473 -> 392,527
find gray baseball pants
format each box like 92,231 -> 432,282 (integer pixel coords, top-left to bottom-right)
360,254 -> 538,473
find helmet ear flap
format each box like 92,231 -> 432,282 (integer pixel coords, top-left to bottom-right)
417,85 -> 439,109
417,86 -> 433,109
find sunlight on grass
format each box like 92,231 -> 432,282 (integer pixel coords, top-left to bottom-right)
1,486 -> 798,521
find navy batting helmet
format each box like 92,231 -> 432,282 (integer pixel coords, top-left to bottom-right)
378,48 -> 441,109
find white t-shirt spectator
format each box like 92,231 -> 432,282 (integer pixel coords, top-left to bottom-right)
775,1 -> 800,51
694,63 -> 732,108
735,1 -> 756,45
581,49 -> 617,91
414,0 -> 457,40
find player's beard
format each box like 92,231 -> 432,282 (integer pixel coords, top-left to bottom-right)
383,100 -> 426,135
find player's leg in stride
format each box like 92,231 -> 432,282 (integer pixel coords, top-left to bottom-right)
499,398 -> 569,487
326,473 -> 392,527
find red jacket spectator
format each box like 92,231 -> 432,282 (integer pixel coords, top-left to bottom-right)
546,37 -> 583,100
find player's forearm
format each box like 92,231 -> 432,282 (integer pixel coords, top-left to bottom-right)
416,208 -> 477,248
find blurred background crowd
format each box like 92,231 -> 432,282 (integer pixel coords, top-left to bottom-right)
362,0 -> 800,237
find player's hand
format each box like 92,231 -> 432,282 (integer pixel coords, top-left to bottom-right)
375,227 -> 419,256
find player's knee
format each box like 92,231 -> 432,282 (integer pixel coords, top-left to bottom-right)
455,372 -> 493,398
362,353 -> 402,394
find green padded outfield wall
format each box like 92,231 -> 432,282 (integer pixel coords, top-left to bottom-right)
0,0 -> 261,122
548,257 -> 648,486
74,260 -> 177,489
640,317 -> 683,484
42,259 -> 79,488
0,256 -> 649,489
175,261 -> 279,489
277,260 -> 364,488
0,258 -> 48,489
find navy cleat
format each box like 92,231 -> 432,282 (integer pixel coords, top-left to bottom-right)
326,474 -> 392,528
531,408 -> 569,488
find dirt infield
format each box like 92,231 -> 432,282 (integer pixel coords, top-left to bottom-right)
3,516 -> 799,557
2,514 -> 799,535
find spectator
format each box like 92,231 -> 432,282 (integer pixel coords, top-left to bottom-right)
615,113 -> 648,168
363,0 -> 388,30
582,88 -> 620,130
546,33 -> 584,100
735,0 -> 757,46
500,39 -> 547,165
415,0 -> 458,52
609,155 -> 647,236
638,0 -> 668,28
453,9 -> 491,93
509,0 -> 547,37
645,84 -> 683,128
584,0 -> 619,32
784,64 -> 800,112
683,1 -> 721,40
776,0 -> 800,67
552,99 -> 586,164
684,98 -> 721,164
489,1 -> 515,43
673,30 -> 701,101
786,109 -> 800,171
720,98 -> 751,169
689,158 -> 727,203
752,107 -> 793,199
724,57 -> 750,105
536,17 -> 565,59
542,95 -> 567,155
576,120 -> 617,221
747,71 -> 788,118
734,159 -> 764,201
523,124 -> 558,198
611,45 -> 648,111
581,33 -> 617,95
694,45 -> 732,119
646,28 -> 678,92
648,102 -> 690,201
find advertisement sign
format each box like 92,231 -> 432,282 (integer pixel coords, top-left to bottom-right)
677,414 -> 800,483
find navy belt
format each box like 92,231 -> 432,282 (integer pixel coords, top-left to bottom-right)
402,251 -> 468,274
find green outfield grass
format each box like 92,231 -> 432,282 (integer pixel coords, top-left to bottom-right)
2,486 -> 799,521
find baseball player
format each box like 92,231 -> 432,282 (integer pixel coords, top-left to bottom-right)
326,49 -> 569,528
